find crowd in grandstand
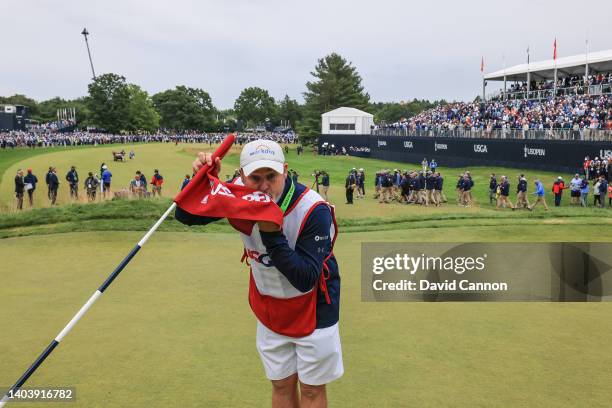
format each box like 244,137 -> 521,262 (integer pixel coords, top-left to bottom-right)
26,119 -> 77,132
0,130 -> 297,149
380,93 -> 612,132
504,73 -> 612,96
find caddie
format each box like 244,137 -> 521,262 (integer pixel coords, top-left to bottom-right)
175,139 -> 343,407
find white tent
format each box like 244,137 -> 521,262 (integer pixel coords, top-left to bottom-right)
321,107 -> 374,135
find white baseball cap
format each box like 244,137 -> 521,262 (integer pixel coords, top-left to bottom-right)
240,140 -> 285,176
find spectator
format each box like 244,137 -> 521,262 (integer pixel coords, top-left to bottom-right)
130,173 -> 146,198
597,175 -> 608,208
345,170 -> 356,204
101,165 -> 112,198
489,173 -> 498,205
151,169 -> 164,197
569,174 -> 582,205
14,169 -> 25,210
497,175 -> 515,210
66,165 -> 79,200
181,174 -> 191,191
516,174 -> 529,209
357,168 -> 365,198
136,170 -> 148,192
321,171 -> 330,202
580,177 -> 590,207
552,177 -> 566,207
47,167 -> 59,205
23,168 -> 38,207
529,179 -> 548,211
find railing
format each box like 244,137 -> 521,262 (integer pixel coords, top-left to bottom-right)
489,83 -> 612,101
371,128 -> 612,142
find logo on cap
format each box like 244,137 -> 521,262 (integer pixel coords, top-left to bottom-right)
250,144 -> 276,157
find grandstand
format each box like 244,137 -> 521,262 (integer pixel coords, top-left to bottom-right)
484,49 -> 612,101
372,50 -> 612,142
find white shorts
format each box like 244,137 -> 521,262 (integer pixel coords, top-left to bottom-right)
256,320 -> 344,386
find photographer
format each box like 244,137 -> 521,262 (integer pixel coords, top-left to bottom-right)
84,172 -> 99,201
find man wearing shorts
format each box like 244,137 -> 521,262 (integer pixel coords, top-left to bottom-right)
176,140 -> 343,407
101,165 -> 112,198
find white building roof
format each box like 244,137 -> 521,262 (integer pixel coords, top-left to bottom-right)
321,107 -> 373,117
484,49 -> 612,81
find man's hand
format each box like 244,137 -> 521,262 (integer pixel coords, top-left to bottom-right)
258,221 -> 281,232
192,152 -> 221,176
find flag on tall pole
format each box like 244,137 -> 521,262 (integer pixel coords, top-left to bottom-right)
527,46 -> 530,64
480,56 -> 484,73
553,38 -> 558,96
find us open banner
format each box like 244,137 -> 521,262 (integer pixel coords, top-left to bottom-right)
319,134 -> 612,172
361,243 -> 612,302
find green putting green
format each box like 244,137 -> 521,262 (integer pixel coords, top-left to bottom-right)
1,231 -> 611,407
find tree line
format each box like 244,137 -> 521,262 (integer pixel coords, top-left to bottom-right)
1,53 -> 446,144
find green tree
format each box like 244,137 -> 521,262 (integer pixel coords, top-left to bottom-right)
300,53 -> 370,143
233,87 -> 277,129
86,73 -> 131,132
277,95 -> 302,129
126,84 -> 160,132
0,94 -> 40,117
370,99 -> 442,124
37,97 -> 68,122
152,86 -> 216,131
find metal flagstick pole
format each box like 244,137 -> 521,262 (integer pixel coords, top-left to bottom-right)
0,134 -> 236,407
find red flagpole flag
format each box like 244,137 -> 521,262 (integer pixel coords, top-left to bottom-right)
553,38 -> 557,60
480,56 -> 484,72
173,134 -> 283,235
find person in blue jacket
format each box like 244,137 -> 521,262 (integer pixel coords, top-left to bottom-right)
101,165 -> 112,198
528,179 -> 548,211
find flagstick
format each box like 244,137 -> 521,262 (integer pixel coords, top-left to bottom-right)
0,134 -> 236,407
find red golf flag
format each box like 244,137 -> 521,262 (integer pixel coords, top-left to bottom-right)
553,38 -> 557,60
173,133 -> 283,234
480,56 -> 484,73
175,171 -> 283,234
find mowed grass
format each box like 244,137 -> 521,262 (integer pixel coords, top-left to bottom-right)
1,144 -> 611,407
1,231 -> 611,408
1,142 -> 607,218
